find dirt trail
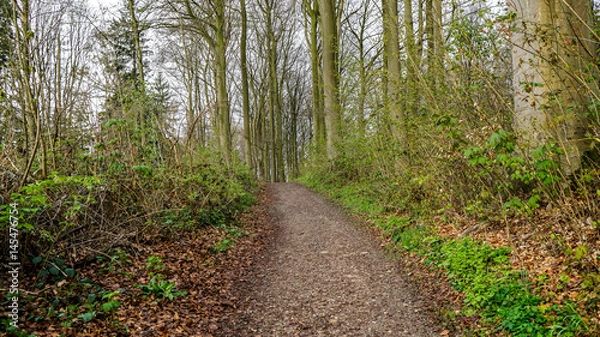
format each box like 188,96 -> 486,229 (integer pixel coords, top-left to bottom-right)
220,183 -> 441,336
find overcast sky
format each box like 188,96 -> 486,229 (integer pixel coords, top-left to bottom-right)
89,0 -> 120,11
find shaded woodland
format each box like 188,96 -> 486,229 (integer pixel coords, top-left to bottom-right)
2,0 -> 600,335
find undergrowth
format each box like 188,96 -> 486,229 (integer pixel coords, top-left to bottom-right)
299,171 -> 594,336
0,149 -> 258,335
1,151 -> 256,258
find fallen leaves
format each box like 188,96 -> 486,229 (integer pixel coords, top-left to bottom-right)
12,186 -> 274,336
435,197 -> 600,334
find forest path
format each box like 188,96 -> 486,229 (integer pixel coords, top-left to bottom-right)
219,183 -> 441,336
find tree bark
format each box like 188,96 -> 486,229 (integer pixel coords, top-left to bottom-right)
510,0 -> 595,174
214,0 -> 232,165
318,0 -> 340,158
304,0 -> 326,150
382,0 -> 403,139
403,0 -> 417,116
241,0 -> 252,170
127,0 -> 145,91
12,0 -> 42,186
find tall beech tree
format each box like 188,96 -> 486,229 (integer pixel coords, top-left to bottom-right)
382,0 -> 402,139
303,0 -> 326,150
241,0 -> 252,169
165,0 -> 232,164
318,0 -> 341,158
258,0 -> 284,182
510,0 -> 596,174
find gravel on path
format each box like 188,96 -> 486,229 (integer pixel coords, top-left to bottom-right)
220,182 -> 442,336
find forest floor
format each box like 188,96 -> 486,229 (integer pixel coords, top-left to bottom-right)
12,183 -> 462,336
13,188 -> 275,336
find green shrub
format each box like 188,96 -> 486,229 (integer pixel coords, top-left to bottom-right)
137,276 -> 186,300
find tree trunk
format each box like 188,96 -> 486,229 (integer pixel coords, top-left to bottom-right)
357,37 -> 367,138
304,0 -> 326,150
403,0 -> 417,116
318,0 -> 340,158
241,0 -> 252,170
12,0 -> 42,186
351,2 -> 375,139
214,0 -> 232,165
382,0 -> 403,139
425,0 -> 433,82
432,0 -> 443,86
264,0 -> 285,182
180,23 -> 197,148
510,0 -> 595,174
127,0 -> 145,91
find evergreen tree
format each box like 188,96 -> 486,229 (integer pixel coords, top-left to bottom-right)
97,4 -> 155,162
0,0 -> 11,70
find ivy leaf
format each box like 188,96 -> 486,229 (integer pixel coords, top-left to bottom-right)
101,300 -> 120,312
132,165 -> 153,177
531,145 -> 546,160
77,311 -> 96,322
65,268 -> 76,278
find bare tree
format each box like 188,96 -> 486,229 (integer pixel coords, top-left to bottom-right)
161,0 -> 232,164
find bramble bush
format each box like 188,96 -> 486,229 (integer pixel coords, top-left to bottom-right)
0,148 -> 257,267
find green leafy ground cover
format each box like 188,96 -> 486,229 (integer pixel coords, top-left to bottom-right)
0,152 -> 260,335
299,172 -> 593,336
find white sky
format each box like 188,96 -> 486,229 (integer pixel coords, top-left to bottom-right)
89,0 -> 121,11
